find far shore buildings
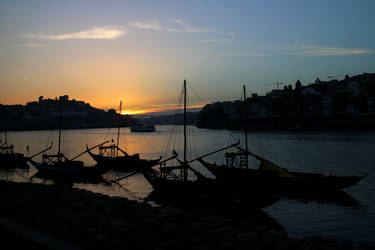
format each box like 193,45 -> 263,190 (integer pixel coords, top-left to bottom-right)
200,73 -> 375,129
1,95 -> 135,131
24,95 -> 91,118
246,74 -> 375,129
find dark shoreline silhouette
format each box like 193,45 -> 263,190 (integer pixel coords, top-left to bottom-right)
2,180 -> 374,249
196,72 -> 375,131
0,95 -> 136,132
2,72 -> 375,132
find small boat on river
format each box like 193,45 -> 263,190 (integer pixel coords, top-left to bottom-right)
86,101 -> 161,172
29,99 -> 108,179
0,117 -> 28,169
198,85 -> 367,196
130,123 -> 155,132
143,80 -> 280,210
0,143 -> 28,169
86,142 -> 161,171
29,154 -> 108,178
199,149 -> 367,195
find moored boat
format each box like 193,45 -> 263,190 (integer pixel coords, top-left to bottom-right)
29,99 -> 108,180
198,85 -> 367,196
199,151 -> 367,195
0,144 -> 28,169
130,123 -> 155,132
86,143 -> 161,171
29,154 -> 107,178
0,119 -> 28,169
142,80 -> 280,210
86,101 -> 161,172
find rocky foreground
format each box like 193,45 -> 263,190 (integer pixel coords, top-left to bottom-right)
0,181 -> 373,250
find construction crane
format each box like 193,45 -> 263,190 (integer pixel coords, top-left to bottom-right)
266,82 -> 284,90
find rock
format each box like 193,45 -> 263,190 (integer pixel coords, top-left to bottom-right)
190,237 -> 201,245
199,231 -> 217,242
237,231 -> 259,243
1,181 -> 373,250
215,225 -> 236,237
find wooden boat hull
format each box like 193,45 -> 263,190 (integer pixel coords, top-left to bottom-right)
130,124 -> 155,132
130,127 -> 155,132
29,159 -> 108,178
0,153 -> 29,169
87,149 -> 161,172
199,158 -> 367,195
142,170 -> 280,210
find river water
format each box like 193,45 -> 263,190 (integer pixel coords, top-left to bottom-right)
1,125 -> 375,244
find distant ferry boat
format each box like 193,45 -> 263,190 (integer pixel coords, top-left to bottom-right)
130,123 -> 156,132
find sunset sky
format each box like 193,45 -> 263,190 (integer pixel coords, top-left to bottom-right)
1,0 -> 375,114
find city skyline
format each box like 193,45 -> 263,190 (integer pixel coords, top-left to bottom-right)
1,0 -> 375,114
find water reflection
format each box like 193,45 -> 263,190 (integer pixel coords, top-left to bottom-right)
74,171 -> 153,202
284,191 -> 359,207
32,170 -> 106,185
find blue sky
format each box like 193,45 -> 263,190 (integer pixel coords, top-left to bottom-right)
1,0 -> 374,113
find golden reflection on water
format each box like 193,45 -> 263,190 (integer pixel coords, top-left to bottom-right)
3,126 -> 374,201
1,125 -> 229,202
74,172 -> 153,201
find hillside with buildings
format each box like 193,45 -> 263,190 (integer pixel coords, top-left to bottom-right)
197,73 -> 375,130
0,95 -> 136,131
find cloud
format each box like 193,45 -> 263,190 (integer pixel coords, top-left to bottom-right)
128,21 -> 161,30
221,52 -> 268,57
300,46 -> 375,56
19,43 -> 49,48
24,27 -> 125,40
201,39 -> 233,43
217,42 -> 375,57
258,44 -> 375,56
129,19 -> 234,36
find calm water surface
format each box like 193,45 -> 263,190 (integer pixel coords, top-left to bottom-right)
1,125 -> 375,244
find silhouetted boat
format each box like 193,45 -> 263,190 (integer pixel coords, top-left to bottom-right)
86,101 -> 161,172
32,166 -> 106,184
199,85 -> 367,196
130,123 -> 155,132
29,156 -> 108,178
143,80 -> 280,210
0,116 -> 28,168
0,144 -> 28,169
199,150 -> 367,195
29,99 -> 108,178
86,143 -> 161,171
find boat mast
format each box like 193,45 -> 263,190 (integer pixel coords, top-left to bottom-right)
116,101 -> 122,157
58,99 -> 62,163
243,85 -> 248,153
183,79 -> 188,181
4,115 -> 8,148
184,80 -> 187,165
243,85 -> 249,168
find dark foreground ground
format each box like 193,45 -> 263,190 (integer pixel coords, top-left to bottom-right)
0,181 -> 373,250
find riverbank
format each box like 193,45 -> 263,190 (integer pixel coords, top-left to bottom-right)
0,181 -> 373,249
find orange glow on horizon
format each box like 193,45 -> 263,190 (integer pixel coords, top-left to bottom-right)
119,104 -> 206,115
121,110 -> 148,115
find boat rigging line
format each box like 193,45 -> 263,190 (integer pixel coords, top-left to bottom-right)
70,140 -> 110,161
116,101 -> 122,157
187,82 -> 206,105
110,171 -> 138,183
161,85 -> 184,160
